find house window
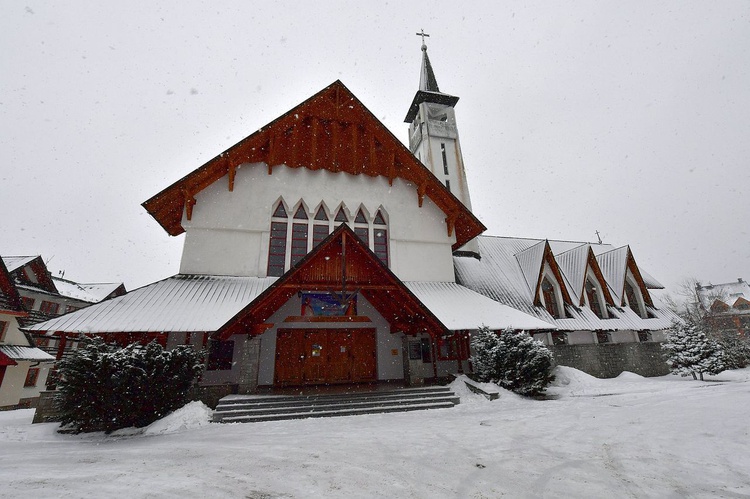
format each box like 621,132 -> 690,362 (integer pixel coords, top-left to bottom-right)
596,332 -> 611,344
438,332 -> 471,360
585,278 -> 607,319
65,305 -> 79,314
24,368 -> 40,387
35,336 -> 50,347
39,301 -> 60,315
541,277 -> 564,319
441,143 -> 449,175
21,297 -> 34,310
313,206 -> 330,248
354,208 -> 369,246
334,206 -> 348,224
445,179 -> 451,192
420,337 -> 432,363
551,332 -> 568,345
0,321 -> 7,342
290,222 -> 309,267
624,280 -> 645,318
207,340 -> 234,371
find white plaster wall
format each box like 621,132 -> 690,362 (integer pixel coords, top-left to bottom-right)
255,293 -> 404,387
567,330 -> 596,345
179,163 -> 456,282
0,362 -> 30,407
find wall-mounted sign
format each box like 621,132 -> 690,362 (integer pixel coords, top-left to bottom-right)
300,292 -> 357,317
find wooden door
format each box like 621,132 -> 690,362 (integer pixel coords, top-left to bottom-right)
302,331 -> 326,384
275,329 -> 304,386
351,329 -> 377,382
327,331 -> 353,383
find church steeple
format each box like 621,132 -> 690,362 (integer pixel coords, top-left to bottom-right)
405,34 -> 479,256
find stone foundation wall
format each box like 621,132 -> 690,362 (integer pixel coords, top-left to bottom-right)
547,342 -> 670,378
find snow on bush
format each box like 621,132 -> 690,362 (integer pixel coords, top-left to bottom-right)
56,337 -> 204,433
662,320 -> 724,380
471,326 -> 555,397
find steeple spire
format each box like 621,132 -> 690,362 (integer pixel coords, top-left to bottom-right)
416,30 -> 440,92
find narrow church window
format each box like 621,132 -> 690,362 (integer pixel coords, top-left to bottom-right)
313,205 -> 330,248
293,205 -> 308,219
354,208 -> 369,246
268,217 -> 288,277
272,203 -> 288,218
585,278 -> 606,319
314,206 -> 328,221
441,143 -> 449,175
541,277 -> 563,319
373,210 -> 386,226
335,207 -> 348,223
624,280 -> 644,318
373,210 -> 389,266
290,223 -> 309,267
445,179 -> 451,192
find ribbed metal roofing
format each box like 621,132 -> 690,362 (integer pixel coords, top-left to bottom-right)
51,278 -> 123,304
454,236 -> 678,332
28,275 -> 277,334
554,244 -> 589,304
515,240 -> 546,296
0,345 -> 55,362
1,256 -> 37,273
595,246 -> 629,303
404,281 -> 556,331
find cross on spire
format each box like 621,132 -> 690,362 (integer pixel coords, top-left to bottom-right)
416,29 -> 430,50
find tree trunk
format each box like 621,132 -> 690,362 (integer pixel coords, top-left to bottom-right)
699,372 -> 704,381
691,372 -> 697,380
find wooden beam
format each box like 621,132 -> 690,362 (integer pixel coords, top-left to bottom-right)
184,190 -> 196,220
388,151 -> 396,186
227,162 -> 236,192
445,214 -> 456,238
417,183 -> 427,208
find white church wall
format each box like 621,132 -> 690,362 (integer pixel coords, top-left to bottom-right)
179,163 -> 456,282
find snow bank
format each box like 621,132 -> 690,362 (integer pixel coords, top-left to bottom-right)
143,401 -> 213,435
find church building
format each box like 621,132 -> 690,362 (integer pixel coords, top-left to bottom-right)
28,42 -> 677,393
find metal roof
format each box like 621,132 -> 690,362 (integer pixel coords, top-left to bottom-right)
1,256 -> 38,273
454,236 -> 678,332
0,345 -> 55,362
51,277 -> 123,304
404,281 -> 556,331
28,275 -> 277,334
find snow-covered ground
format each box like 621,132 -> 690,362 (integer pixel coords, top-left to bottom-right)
2,368 -> 749,498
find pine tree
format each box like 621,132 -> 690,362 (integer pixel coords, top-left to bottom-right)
662,320 -> 725,380
56,337 -> 204,433
470,326 -> 555,396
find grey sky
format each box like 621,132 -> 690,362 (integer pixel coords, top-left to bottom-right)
2,2 -> 748,294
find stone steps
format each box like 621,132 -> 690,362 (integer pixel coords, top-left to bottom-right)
212,385 -> 459,423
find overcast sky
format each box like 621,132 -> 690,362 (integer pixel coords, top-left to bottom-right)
2,2 -> 749,296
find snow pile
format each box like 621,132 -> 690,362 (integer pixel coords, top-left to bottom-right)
143,401 -> 213,435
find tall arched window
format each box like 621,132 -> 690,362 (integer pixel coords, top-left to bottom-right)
585,278 -> 606,319
268,201 -> 289,277
312,205 -> 330,248
353,207 -> 369,246
541,277 -> 563,319
373,209 -> 388,266
624,279 -> 645,318
290,204 -> 309,267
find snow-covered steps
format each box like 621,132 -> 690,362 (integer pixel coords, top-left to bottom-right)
212,386 -> 460,423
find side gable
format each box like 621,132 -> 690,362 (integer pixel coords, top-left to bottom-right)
555,245 -> 615,307
3,256 -> 57,294
596,246 -> 654,308
0,259 -> 25,315
517,241 -> 572,307
143,80 -> 485,250
216,224 -> 450,340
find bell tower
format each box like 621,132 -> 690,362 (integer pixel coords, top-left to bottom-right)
405,31 -> 479,256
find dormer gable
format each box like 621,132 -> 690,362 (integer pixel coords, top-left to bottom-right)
711,300 -> 730,313
596,246 -> 654,317
142,80 -> 485,250
555,244 -> 614,318
516,241 -> 572,319
2,256 -> 57,295
733,297 -> 750,310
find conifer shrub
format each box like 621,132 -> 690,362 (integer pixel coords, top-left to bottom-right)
662,320 -> 725,380
56,337 -> 204,433
471,326 -> 555,397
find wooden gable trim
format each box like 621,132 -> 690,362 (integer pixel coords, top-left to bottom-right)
533,242 -> 573,307
142,81 -> 485,250
214,224 -> 449,340
580,248 -> 615,306
624,248 -> 654,308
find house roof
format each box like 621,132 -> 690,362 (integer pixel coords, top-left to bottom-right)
1,255 -> 57,294
404,281 -> 556,331
454,235 -> 678,332
0,258 -> 25,315
51,277 -> 124,304
142,80 -> 484,250
2,256 -> 38,273
697,279 -> 750,309
0,345 -> 54,362
27,275 -> 277,334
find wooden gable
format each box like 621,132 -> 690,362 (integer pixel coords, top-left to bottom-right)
532,242 -> 573,307
215,224 -> 449,340
623,248 -> 655,308
142,80 -> 485,250
579,248 -> 615,307
0,259 -> 25,316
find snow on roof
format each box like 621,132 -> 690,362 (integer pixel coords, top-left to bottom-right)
0,345 -> 55,362
554,244 -> 590,304
1,256 -> 38,273
697,279 -> 750,308
595,246 -> 629,302
51,277 -> 122,304
404,281 -> 556,331
454,236 -> 677,332
28,275 -> 277,334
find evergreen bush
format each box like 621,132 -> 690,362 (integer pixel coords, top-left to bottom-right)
662,320 -> 725,380
471,326 -> 555,397
56,337 -> 204,433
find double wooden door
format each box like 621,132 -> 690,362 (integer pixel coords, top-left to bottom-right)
275,328 -> 376,386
